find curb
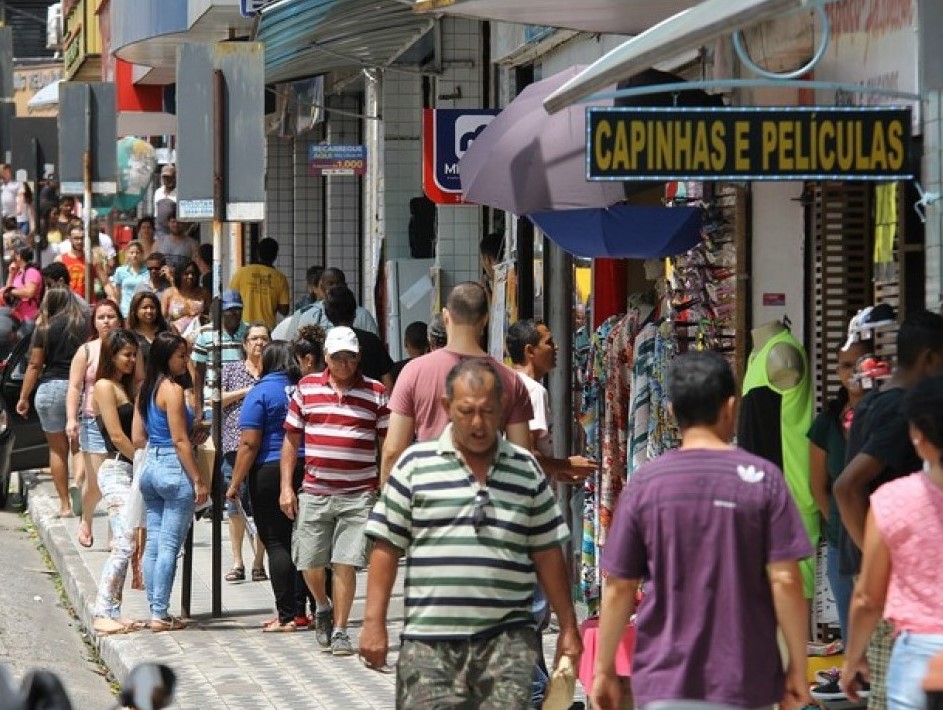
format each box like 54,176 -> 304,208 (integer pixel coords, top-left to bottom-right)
27,487 -> 147,687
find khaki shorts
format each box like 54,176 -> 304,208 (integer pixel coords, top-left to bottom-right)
292,491 -> 376,570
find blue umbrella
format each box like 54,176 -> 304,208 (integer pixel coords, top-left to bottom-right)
528,205 -> 702,259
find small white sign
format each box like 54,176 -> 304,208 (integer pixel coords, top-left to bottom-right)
179,199 -> 215,220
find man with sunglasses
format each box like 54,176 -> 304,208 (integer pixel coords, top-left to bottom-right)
280,326 -> 389,654
361,358 -> 582,708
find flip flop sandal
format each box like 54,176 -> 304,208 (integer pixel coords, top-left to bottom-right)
225,566 -> 245,582
150,617 -> 187,633
262,619 -> 296,633
251,567 -> 268,582
77,522 -> 94,549
94,618 -> 144,636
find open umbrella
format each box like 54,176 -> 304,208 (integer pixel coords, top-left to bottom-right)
458,66 -> 624,215
528,205 -> 702,259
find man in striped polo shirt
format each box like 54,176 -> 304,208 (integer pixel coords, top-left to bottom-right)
280,326 -> 389,656
360,358 -> 582,707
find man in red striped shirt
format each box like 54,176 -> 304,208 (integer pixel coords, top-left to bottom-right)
280,326 -> 389,655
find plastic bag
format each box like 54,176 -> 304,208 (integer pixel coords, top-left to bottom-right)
125,447 -> 147,529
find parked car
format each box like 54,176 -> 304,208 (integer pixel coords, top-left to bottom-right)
0,335 -> 48,508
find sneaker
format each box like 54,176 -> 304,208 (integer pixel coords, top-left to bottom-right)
810,673 -> 870,702
815,667 -> 841,685
314,608 -> 333,648
331,630 -> 354,656
294,615 -> 311,630
808,639 -> 844,656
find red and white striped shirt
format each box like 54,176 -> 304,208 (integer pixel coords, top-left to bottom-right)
284,370 -> 389,495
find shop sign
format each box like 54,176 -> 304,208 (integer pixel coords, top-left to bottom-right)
308,144 -> 367,176
587,107 -> 912,181
422,108 -> 500,204
64,25 -> 84,77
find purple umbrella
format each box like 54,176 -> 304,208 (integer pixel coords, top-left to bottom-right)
458,66 -> 624,215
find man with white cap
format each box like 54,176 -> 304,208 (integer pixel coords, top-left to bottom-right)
154,164 -> 177,237
280,326 -> 389,656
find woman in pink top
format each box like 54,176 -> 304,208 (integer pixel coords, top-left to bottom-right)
66,299 -> 123,548
841,375 -> 943,710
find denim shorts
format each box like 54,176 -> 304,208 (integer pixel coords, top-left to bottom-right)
887,630 -> 943,710
79,413 -> 108,454
35,379 -> 69,433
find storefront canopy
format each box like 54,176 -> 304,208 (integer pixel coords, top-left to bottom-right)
412,0 -> 698,36
257,0 -> 435,85
528,205 -> 703,259
543,0 -> 809,114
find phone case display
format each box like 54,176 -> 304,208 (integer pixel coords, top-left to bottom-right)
574,190 -> 742,614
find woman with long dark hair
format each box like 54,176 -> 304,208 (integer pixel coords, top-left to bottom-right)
226,341 -> 301,631
127,291 -> 169,365
15,288 -> 88,515
160,260 -> 205,335
66,298 -> 123,548
133,332 -> 209,631
91,329 -> 143,635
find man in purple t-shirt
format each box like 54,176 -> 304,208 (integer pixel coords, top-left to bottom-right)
592,351 -> 813,710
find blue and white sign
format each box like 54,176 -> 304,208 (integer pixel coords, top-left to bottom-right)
422,109 -> 499,204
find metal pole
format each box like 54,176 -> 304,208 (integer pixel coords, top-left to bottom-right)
362,68 -> 383,318
545,237 -> 577,588
210,67 -> 226,619
83,85 -> 92,304
31,138 -> 41,268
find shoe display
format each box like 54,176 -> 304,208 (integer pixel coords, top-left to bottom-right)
331,630 -> 354,656
815,667 -> 841,685
314,608 -> 333,648
810,672 -> 870,702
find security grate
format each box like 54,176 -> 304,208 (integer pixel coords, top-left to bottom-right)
806,181 -> 872,410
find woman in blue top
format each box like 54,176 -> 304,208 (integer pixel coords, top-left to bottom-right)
133,331 -> 209,632
227,341 -> 301,632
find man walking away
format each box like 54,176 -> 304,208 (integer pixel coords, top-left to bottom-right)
591,351 -> 812,710
361,358 -> 582,708
229,237 -> 289,329
280,326 -> 388,656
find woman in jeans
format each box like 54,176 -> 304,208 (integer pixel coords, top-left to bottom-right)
221,322 -> 269,583
66,298 -> 123,548
91,329 -> 142,635
841,375 -> 943,710
132,332 -> 209,632
15,288 -> 88,515
226,341 -> 301,631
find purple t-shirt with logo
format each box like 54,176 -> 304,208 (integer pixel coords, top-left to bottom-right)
602,447 -> 813,709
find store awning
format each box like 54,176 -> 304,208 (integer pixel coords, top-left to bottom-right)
257,0 -> 435,85
528,205 -> 703,259
543,0 -> 809,114
413,0 -> 698,36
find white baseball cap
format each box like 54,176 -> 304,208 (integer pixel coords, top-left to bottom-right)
324,326 -> 360,355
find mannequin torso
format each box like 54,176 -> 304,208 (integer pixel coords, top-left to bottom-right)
751,320 -> 805,390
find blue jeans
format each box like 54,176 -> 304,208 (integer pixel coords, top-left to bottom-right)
826,542 -> 853,642
139,446 -> 195,620
887,631 -> 943,710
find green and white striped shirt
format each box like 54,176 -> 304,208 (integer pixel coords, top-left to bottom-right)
365,424 -> 569,640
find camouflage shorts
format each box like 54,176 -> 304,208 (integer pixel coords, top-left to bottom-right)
395,626 -> 538,709
867,618 -> 894,710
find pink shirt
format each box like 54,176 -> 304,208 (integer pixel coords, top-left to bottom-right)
11,265 -> 42,322
871,472 -> 943,633
389,348 -> 533,442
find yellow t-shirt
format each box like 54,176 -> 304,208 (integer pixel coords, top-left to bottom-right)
229,264 -> 289,328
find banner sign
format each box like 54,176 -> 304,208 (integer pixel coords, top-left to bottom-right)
587,107 -> 912,181
308,144 -> 367,176
422,108 -> 500,204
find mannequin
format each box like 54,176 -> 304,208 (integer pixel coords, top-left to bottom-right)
750,320 -> 806,389
739,318 -> 818,600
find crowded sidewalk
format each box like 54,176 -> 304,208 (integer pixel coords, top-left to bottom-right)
28,472 -> 400,709
26,471 -> 581,708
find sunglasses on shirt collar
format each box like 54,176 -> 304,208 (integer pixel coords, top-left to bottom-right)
473,488 -> 490,534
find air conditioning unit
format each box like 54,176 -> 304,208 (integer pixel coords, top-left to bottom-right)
46,3 -> 63,50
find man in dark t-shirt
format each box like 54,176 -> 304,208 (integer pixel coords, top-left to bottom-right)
592,352 -> 812,710
322,284 -> 394,390
834,310 -> 943,710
